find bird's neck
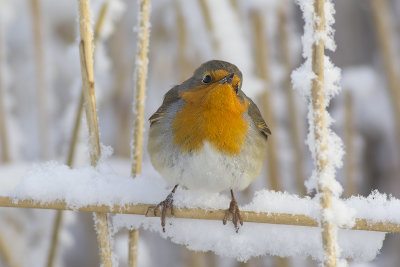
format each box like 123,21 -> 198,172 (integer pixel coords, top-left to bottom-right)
171,84 -> 249,155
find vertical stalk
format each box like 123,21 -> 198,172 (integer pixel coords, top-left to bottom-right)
30,0 -> 49,159
278,4 -> 306,196
0,230 -> 20,267
370,0 -> 400,163
198,0 -> 218,52
251,10 -> 281,191
0,15 -> 9,163
45,6 -> 109,265
311,0 -> 336,266
175,0 -> 189,82
129,0 -> 151,266
344,91 -> 356,197
78,1 -> 112,266
252,9 -> 289,267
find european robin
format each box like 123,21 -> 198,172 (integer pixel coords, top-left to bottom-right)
148,60 -> 271,232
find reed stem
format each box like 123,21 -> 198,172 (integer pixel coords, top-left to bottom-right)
129,0 -> 151,266
78,1 -> 112,266
311,0 -> 336,266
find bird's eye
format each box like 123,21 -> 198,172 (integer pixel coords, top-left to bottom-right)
235,85 -> 239,94
202,74 -> 212,84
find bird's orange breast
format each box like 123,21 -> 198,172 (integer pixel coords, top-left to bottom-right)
171,82 -> 249,155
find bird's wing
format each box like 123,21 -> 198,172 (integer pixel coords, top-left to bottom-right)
247,98 -> 271,140
149,86 -> 180,126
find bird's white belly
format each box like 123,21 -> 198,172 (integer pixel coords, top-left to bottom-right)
148,113 -> 266,192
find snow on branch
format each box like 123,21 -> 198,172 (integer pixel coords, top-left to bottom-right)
0,160 -> 398,262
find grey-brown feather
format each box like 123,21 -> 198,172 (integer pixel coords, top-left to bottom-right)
149,85 -> 180,126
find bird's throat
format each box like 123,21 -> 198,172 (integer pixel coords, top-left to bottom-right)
171,84 -> 249,155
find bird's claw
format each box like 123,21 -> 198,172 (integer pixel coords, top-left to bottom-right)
223,198 -> 243,233
147,186 -> 177,232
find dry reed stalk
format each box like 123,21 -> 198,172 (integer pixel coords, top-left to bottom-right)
198,0 -> 218,51
278,3 -> 306,196
186,251 -> 205,267
78,1 -> 112,266
0,230 -> 21,267
30,0 -> 49,159
112,19 -> 131,158
129,0 -> 151,266
46,4 -> 110,266
175,0 -> 190,82
370,0 -> 400,164
0,196 -> 399,233
345,91 -> 356,197
229,0 -> 240,16
251,10 -> 281,191
252,10 -> 288,266
311,0 -> 336,266
0,18 -> 9,163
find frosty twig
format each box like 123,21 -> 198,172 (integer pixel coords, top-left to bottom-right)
0,196 -> 399,233
46,5 -> 110,267
131,0 -> 150,176
129,0 -> 151,266
78,1 -> 112,266
311,0 -> 336,266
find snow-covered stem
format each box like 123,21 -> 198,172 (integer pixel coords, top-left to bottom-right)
278,3 -> 305,196
30,0 -> 49,159
0,229 -> 21,267
311,0 -> 336,266
131,0 -> 150,177
251,9 -> 281,191
78,1 -> 112,266
0,18 -> 9,163
0,196 -> 399,233
370,0 -> 400,162
46,4 -> 112,266
129,0 -> 151,266
344,91 -> 356,197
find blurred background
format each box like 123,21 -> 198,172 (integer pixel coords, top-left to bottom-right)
0,0 -> 399,266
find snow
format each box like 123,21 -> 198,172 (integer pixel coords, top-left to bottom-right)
291,0 -> 353,264
0,159 -> 395,262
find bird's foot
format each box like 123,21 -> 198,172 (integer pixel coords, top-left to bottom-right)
223,190 -> 243,232
146,184 -> 178,232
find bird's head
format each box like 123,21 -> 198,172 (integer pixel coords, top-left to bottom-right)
179,60 -> 246,112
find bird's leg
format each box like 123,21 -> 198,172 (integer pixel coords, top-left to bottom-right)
149,184 -> 178,232
223,189 -> 243,232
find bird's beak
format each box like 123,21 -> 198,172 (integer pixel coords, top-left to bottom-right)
219,72 -> 235,85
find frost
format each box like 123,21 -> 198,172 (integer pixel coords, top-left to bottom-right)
291,0 -> 353,263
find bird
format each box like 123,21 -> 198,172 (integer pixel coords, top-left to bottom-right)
147,60 -> 270,232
